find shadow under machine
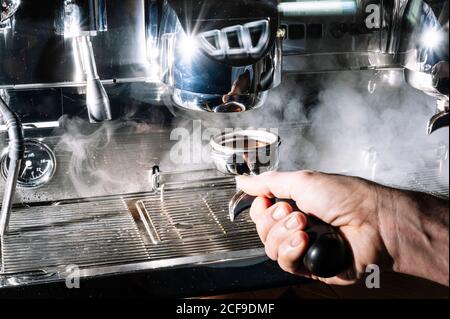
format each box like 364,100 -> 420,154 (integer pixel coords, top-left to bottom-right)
0,0 -> 448,293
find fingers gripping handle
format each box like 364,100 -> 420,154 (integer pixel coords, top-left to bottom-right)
229,191 -> 351,278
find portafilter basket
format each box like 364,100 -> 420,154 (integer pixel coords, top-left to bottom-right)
210,129 -> 351,279
210,129 -> 281,176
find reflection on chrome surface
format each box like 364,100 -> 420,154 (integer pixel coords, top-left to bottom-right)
1,0 -> 20,23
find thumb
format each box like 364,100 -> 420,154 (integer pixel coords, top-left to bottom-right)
236,171 -> 317,199
236,171 -> 333,222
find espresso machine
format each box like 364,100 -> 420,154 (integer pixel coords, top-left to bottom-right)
0,0 -> 448,295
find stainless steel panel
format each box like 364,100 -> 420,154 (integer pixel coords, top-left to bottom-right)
279,0 -> 403,73
0,129 -> 170,203
0,0 -> 149,87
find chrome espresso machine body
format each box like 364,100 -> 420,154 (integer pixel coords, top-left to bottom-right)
0,0 -> 448,292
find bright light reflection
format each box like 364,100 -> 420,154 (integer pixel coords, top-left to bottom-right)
278,1 -> 357,16
179,34 -> 198,61
420,28 -> 444,49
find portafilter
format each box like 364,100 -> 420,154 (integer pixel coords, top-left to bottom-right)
210,129 -> 351,278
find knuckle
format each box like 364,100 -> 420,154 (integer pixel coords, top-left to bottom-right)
283,212 -> 306,232
265,206 -> 285,224
296,170 -> 317,181
257,207 -> 283,242
276,201 -> 294,213
263,171 -> 278,179
293,212 -> 307,228
249,197 -> 270,222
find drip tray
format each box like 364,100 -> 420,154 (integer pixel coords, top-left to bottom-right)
128,185 -> 262,260
0,182 -> 264,288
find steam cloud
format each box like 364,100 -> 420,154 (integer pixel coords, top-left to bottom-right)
56,70 -> 448,199
165,70 -> 449,194
55,117 -> 163,198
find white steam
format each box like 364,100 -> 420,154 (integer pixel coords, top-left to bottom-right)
165,70 -> 449,194
56,70 -> 448,199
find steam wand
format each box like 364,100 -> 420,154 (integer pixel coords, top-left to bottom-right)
0,95 -> 24,238
73,35 -> 112,123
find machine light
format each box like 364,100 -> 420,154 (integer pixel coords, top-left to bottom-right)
278,0 -> 357,16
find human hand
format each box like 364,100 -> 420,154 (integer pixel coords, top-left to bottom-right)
237,171 -> 395,285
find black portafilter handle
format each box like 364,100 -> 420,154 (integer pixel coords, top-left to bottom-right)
230,193 -> 352,278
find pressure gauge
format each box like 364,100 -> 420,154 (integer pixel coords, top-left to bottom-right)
1,139 -> 57,189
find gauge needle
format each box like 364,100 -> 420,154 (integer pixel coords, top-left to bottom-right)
21,160 -> 32,178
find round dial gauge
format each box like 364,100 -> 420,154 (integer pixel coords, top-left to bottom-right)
1,140 -> 56,189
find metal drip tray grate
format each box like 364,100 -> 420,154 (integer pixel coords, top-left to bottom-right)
1,201 -> 150,274
129,185 -> 262,261
0,179 -> 264,287
407,168 -> 449,199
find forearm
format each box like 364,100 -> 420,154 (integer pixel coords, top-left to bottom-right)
379,187 -> 449,286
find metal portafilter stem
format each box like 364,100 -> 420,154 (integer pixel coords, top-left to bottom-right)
210,129 -> 351,278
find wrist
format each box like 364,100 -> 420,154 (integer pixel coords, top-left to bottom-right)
374,185 -> 400,271
377,186 -> 449,285
377,187 -> 411,273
